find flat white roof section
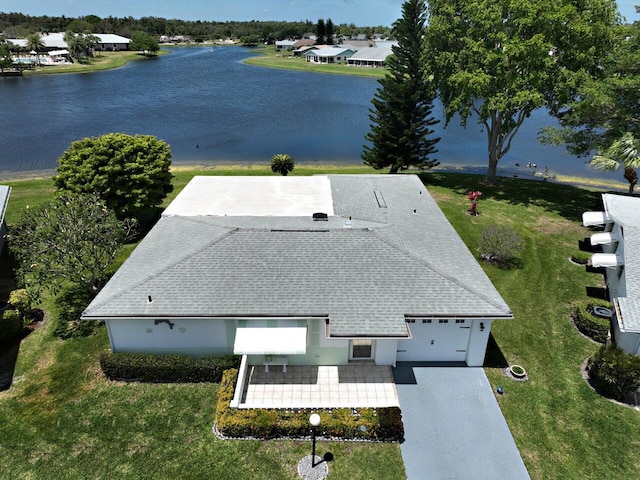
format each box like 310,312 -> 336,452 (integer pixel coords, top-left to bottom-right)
163,176 -> 334,217
590,232 -> 620,245
582,211 -> 611,226
233,327 -> 308,355
589,253 -> 624,268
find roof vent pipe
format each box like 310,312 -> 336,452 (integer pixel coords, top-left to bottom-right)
148,295 -> 153,303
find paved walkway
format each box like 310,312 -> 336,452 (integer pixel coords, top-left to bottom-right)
239,365 -> 399,409
395,366 -> 530,480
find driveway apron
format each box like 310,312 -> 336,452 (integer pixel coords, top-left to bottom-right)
395,366 -> 530,480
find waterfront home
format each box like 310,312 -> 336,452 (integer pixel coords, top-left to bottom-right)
584,194 -> 640,356
83,175 -> 513,372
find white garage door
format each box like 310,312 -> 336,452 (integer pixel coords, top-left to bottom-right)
396,319 -> 471,362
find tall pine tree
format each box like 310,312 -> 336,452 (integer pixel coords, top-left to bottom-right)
362,0 -> 439,173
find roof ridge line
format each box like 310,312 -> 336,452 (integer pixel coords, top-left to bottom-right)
84,224 -> 238,314
367,229 -> 512,315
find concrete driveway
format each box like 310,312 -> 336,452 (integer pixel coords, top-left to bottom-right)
394,366 -> 530,480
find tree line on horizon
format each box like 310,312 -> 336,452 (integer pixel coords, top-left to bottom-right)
0,12 -> 391,43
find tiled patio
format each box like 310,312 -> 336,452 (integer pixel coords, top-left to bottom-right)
238,364 -> 399,409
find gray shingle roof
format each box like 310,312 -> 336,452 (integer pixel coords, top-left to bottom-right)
84,175 -> 513,336
348,47 -> 393,62
602,194 -> 640,332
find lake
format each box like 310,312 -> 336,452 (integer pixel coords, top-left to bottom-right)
0,46 -> 620,182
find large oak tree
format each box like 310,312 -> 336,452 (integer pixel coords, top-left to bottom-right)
424,0 -> 619,184
540,12 -> 640,159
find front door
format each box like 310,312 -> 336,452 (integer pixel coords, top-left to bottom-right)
350,339 -> 374,360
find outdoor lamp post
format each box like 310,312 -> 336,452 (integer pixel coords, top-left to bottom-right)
309,413 -> 321,467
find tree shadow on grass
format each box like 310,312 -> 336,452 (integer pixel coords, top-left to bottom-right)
418,172 -> 612,223
0,328 -> 30,391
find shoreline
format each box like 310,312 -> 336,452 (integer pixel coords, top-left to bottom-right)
0,162 -> 628,192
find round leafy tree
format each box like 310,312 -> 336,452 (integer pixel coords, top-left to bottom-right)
270,153 -> 295,176
54,133 -> 173,219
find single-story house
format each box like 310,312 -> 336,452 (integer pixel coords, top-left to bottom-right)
275,39 -> 296,51
6,33 -> 130,52
6,33 -> 67,50
94,34 -> 131,51
341,40 -> 375,50
292,38 -> 316,50
347,46 -> 394,68
83,175 -> 513,373
0,186 -> 10,255
583,194 -> 640,356
305,47 -> 356,64
293,45 -> 319,57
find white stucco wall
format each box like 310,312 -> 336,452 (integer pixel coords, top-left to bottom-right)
612,316 -> 640,356
375,339 -> 398,366
466,320 -> 493,366
106,318 -> 233,356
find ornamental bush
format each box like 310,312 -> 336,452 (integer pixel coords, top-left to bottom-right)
99,352 -> 240,383
215,368 -> 404,441
478,225 -> 524,266
587,344 -> 640,401
571,301 -> 611,343
54,133 -> 173,220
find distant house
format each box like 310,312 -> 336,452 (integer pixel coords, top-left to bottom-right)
275,40 -> 296,51
0,186 -> 10,255
340,39 -> 374,50
6,33 -> 67,50
292,38 -> 315,50
7,32 -> 131,52
293,45 -> 320,57
83,175 -> 513,376
305,46 -> 356,64
347,46 -> 393,68
94,34 -> 131,51
583,194 -> 640,356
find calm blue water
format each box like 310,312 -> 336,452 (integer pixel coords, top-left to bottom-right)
0,46 -> 620,182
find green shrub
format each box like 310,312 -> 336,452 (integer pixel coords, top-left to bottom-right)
0,308 -> 24,343
99,352 -> 241,383
571,301 -> 611,343
215,368 -> 404,441
587,344 -> 640,401
478,225 -> 524,266
570,250 -> 592,265
53,284 -> 97,339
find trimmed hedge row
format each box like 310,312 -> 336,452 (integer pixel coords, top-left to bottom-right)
571,301 -> 611,343
215,369 -> 404,441
99,352 -> 240,383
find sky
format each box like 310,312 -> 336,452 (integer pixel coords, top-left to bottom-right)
1,1 -> 637,27
0,1 -> 405,27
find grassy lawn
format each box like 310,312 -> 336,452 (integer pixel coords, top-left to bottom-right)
242,46 -> 387,78
25,51 -> 164,76
1,167 -> 639,479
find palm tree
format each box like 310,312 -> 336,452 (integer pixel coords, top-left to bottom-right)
589,133 -> 640,193
26,33 -> 45,66
270,154 -> 295,176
